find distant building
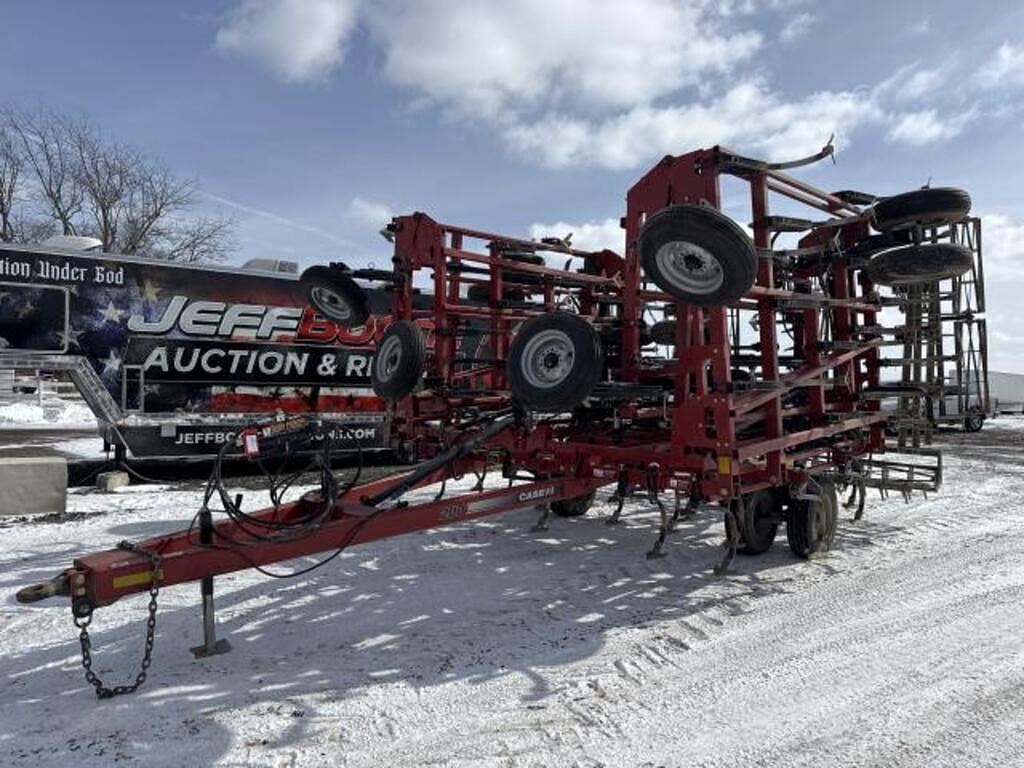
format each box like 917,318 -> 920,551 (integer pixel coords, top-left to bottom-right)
990,371 -> 1024,413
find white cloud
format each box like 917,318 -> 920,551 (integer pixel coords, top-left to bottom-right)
216,0 -> 361,83
907,18 -> 931,36
981,214 -> 1024,280
348,197 -> 396,229
886,108 -> 977,146
902,67 -> 946,100
874,63 -> 951,102
506,82 -> 882,170
365,0 -> 761,118
529,218 -> 623,253
976,43 -> 1024,89
779,12 -> 814,42
217,0 -> 762,114
213,0 -> 988,172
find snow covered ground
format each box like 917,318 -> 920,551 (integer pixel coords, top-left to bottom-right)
2,421 -> 1024,767
0,398 -> 97,430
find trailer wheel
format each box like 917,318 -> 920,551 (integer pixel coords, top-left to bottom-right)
507,313 -> 604,412
466,284 -> 529,303
864,243 -> 973,286
726,489 -> 780,555
964,414 -> 985,432
551,490 -> 596,518
871,187 -> 971,232
300,266 -> 370,328
786,480 -> 838,559
650,320 -> 677,346
638,205 -> 756,307
500,250 -> 545,266
371,320 -> 426,401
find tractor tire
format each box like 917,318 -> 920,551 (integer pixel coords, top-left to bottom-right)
551,490 -> 596,518
650,320 -> 677,346
786,480 -> 838,559
725,489 -> 781,555
638,205 -> 757,307
501,251 -> 545,266
871,187 -> 971,232
466,284 -> 529,303
964,414 -> 985,432
300,266 -> 370,328
507,313 -> 604,412
371,320 -> 426,401
865,243 -> 973,286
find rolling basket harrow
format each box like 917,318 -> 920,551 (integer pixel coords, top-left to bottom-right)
18,143 -> 983,697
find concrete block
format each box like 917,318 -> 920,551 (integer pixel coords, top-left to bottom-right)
0,456 -> 67,516
96,470 -> 130,492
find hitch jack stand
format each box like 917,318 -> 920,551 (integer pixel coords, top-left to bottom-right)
190,506 -> 231,659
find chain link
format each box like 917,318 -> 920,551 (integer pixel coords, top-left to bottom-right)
73,541 -> 160,699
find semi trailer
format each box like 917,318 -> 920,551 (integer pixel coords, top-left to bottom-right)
0,243 -> 398,458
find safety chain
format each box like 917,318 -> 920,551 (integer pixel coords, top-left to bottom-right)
72,541 -> 161,699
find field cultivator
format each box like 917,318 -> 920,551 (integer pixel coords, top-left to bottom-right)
18,144 -> 981,697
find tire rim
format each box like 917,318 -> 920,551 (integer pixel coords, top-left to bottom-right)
375,334 -> 403,382
520,329 -> 575,390
310,285 -> 353,321
654,241 -> 724,295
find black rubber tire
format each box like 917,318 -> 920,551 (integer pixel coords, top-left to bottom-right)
551,490 -> 596,518
638,205 -> 757,307
964,414 -> 985,433
865,243 -> 973,286
300,266 -> 370,328
786,480 -> 838,559
726,489 -> 781,555
371,320 -> 426,401
871,187 -> 971,232
650,320 -> 677,346
507,313 -> 604,412
466,284 -> 529,303
501,251 -> 545,266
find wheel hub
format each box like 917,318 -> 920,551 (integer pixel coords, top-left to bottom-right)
521,330 -> 574,389
654,240 -> 724,294
311,286 -> 352,321
376,335 -> 403,380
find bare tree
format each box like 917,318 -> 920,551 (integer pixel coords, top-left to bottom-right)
0,124 -> 22,242
159,217 -> 236,264
10,209 -> 56,244
4,108 -> 83,236
67,119 -> 131,252
119,166 -> 197,256
0,106 -> 234,262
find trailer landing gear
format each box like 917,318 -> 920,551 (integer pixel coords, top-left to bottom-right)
189,506 -> 231,659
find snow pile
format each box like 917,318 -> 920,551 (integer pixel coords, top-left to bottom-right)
0,398 -> 97,428
991,414 -> 1024,430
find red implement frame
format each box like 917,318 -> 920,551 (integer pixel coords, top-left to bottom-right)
25,146 -> 896,625
382,146 -> 886,500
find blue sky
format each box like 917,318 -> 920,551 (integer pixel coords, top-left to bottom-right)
2,0 -> 1023,370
